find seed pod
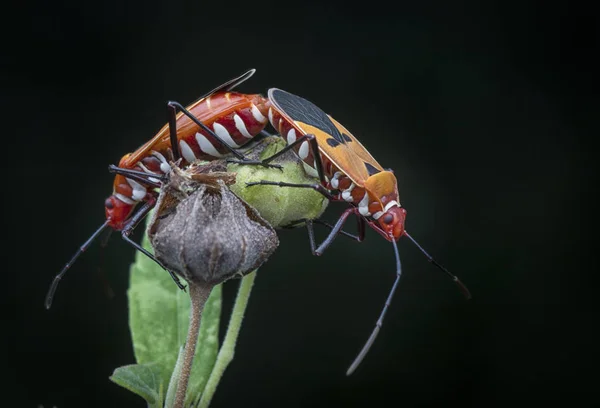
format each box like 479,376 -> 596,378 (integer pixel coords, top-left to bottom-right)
228,136 -> 329,228
147,161 -> 279,286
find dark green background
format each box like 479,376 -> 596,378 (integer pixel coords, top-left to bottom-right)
3,1 -> 595,407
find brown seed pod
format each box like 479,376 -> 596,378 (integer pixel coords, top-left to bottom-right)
147,161 -> 279,286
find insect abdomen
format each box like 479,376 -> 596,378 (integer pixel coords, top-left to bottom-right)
173,92 -> 269,163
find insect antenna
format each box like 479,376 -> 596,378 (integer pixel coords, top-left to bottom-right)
346,238 -> 403,376
45,221 -> 110,309
404,231 -> 471,299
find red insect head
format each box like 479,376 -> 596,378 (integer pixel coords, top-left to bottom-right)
377,206 -> 407,241
104,195 -> 134,231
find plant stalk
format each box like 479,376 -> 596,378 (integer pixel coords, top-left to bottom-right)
198,270 -> 257,408
173,282 -> 214,408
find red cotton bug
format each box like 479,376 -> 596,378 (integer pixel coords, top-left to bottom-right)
45,69 -> 275,309
246,88 -> 472,375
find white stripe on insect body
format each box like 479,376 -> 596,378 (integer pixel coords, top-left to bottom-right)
135,162 -> 162,184
251,104 -> 268,123
233,114 -> 253,139
136,162 -> 153,175
298,141 -> 310,160
372,200 -> 401,220
151,151 -> 171,174
195,132 -> 224,158
385,200 -> 400,211
342,183 -> 355,202
213,122 -> 241,148
268,107 -> 274,126
330,171 -> 343,189
358,192 -> 371,216
115,193 -> 136,205
286,128 -> 297,145
126,177 -> 147,201
372,210 -> 384,220
179,140 -> 197,163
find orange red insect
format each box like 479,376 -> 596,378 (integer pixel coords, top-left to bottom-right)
47,69 -> 470,375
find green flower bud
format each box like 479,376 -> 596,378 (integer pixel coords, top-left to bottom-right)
228,137 -> 328,228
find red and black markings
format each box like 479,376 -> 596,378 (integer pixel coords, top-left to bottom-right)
267,105 -> 387,219
246,87 -> 471,376
46,69 -> 276,309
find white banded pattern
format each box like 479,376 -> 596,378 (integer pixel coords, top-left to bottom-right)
151,151 -> 170,174
136,162 -> 162,184
126,177 -> 147,201
342,182 -> 355,202
330,172 -> 343,189
268,107 -> 274,126
233,114 -> 252,139
372,200 -> 400,220
195,132 -> 223,158
213,122 -> 240,148
286,128 -> 297,144
179,140 -> 197,163
298,141 -> 309,160
115,193 -> 136,205
358,192 -> 371,216
251,104 -> 267,123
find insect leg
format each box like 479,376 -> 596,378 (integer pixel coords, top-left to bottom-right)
283,218 -> 360,242
121,198 -> 186,291
167,102 -> 182,162
312,207 -> 361,255
167,101 -> 281,170
45,221 -> 111,309
245,180 -> 336,200
236,134 -> 327,185
108,165 -> 166,187
316,217 -> 366,243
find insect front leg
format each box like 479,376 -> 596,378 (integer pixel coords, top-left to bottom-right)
310,207 -> 364,256
108,165 -> 167,187
283,218 -> 363,243
245,179 -> 337,200
241,134 -> 327,185
167,101 -> 282,170
120,196 -> 186,291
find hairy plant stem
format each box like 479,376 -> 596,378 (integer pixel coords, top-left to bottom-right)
173,283 -> 214,408
198,271 -> 257,408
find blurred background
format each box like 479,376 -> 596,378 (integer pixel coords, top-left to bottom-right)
2,0 -> 596,407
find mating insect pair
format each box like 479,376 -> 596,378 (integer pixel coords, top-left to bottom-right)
47,68 -> 471,374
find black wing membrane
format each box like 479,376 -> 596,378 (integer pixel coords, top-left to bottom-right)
194,68 -> 257,104
269,89 -> 348,145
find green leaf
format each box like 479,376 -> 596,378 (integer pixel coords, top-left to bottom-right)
126,221 -> 222,404
109,362 -> 163,408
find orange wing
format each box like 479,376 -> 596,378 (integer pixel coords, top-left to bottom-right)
122,69 -> 256,167
268,88 -> 385,186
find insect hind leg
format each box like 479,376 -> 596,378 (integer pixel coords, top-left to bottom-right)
108,165 -> 166,187
167,101 -> 282,170
245,180 -> 336,200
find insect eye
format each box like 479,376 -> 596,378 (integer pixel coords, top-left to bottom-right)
105,198 -> 114,209
382,214 -> 394,224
